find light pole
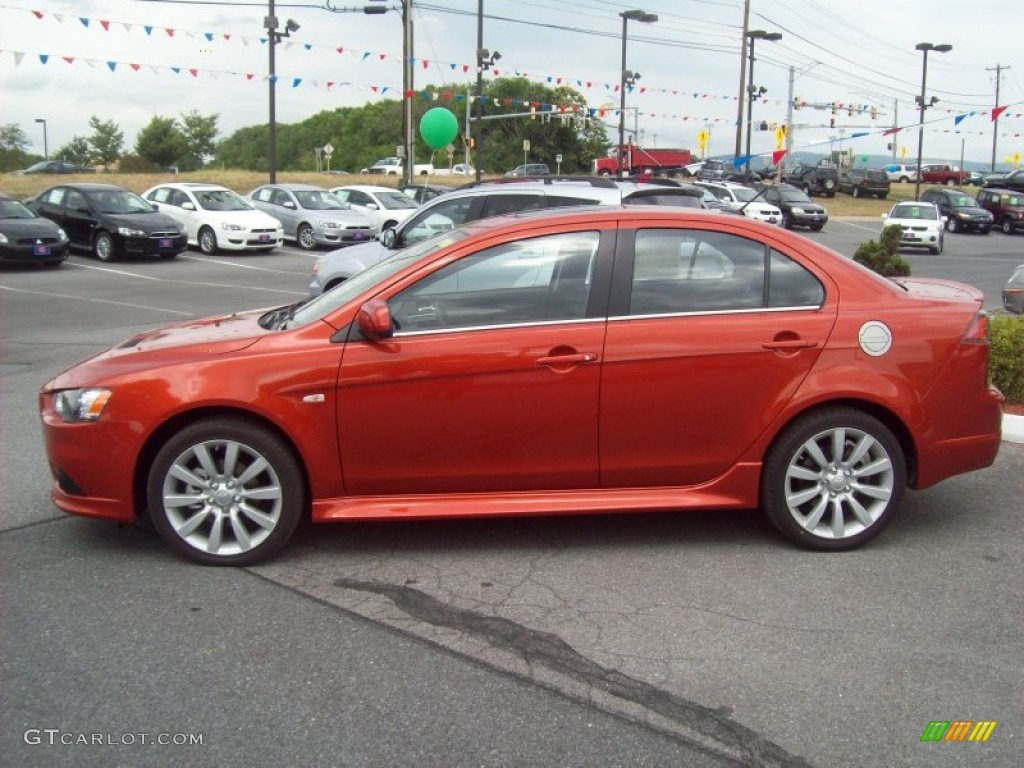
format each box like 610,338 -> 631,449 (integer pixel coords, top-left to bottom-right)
265,2 -> 299,183
744,29 -> 781,180
913,41 -> 952,200
618,9 -> 657,177
474,0 -> 500,182
34,118 -> 48,161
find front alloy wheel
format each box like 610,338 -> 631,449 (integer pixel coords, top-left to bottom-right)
945,217 -> 958,233
297,223 -> 317,250
94,232 -> 115,262
762,408 -> 905,551
147,419 -> 304,565
198,226 -> 218,254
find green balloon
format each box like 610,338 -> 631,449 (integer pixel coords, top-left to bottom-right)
419,108 -> 459,150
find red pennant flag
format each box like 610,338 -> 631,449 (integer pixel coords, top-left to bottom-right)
100,20 -> 110,31
992,105 -> 1009,121
461,64 -> 469,73
223,34 -> 231,41
130,63 -> 140,71
189,68 -> 198,77
63,56 -> 75,63
772,149 -> 788,165
327,81 -> 334,89
166,28 -> 175,37
246,73 -> 255,80
422,60 -> 429,69
336,47 -> 344,54
882,127 -> 900,136
33,10 -> 44,18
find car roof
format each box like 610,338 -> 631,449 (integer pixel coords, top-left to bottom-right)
41,183 -> 123,191
153,182 -> 231,191
331,185 -> 399,193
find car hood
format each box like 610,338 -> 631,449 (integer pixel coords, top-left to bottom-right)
44,309 -> 272,391
320,239 -> 391,271
0,218 -> 63,238
305,209 -> 374,225
201,209 -> 282,228
103,211 -> 182,232
951,205 -> 991,217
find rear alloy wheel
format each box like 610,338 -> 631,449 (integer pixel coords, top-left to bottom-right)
762,408 -> 905,551
93,231 -> 115,262
198,226 -> 219,254
296,223 -> 317,250
782,212 -> 793,229
147,418 -> 304,566
1003,219 -> 1015,235
945,178 -> 956,186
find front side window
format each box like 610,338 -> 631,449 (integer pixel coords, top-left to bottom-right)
389,231 -> 600,332
401,196 -> 476,246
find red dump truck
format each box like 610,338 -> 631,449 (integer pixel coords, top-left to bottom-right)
593,146 -> 695,176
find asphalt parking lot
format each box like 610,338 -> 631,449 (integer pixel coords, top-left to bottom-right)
2,223 -> 1021,767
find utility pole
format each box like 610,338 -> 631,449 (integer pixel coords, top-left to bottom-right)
733,0 -> 751,160
892,99 -> 898,163
987,64 -> 1009,172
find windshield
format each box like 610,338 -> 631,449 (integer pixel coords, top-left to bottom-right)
23,162 -> 49,172
196,190 -> 253,211
778,190 -> 812,203
0,199 -> 37,219
731,188 -> 758,202
375,191 -> 419,210
87,189 -> 156,214
288,229 -> 470,328
891,204 -> 937,220
293,190 -> 347,211
948,194 -> 977,208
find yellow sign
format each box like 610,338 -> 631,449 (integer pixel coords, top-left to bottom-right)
900,145 -> 907,159
774,126 -> 786,150
697,129 -> 709,144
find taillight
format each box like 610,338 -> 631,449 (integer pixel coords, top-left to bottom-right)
962,310 -> 990,343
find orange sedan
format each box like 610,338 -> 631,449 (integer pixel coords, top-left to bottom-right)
39,206 -> 1004,565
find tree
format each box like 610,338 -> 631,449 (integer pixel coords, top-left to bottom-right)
0,123 -> 32,171
135,116 -> 186,169
179,110 -> 219,170
87,116 -> 124,170
55,136 -> 92,166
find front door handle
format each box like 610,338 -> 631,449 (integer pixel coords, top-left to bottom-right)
537,352 -> 598,366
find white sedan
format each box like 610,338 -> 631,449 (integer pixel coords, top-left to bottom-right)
693,181 -> 783,225
329,185 -> 419,235
142,183 -> 283,254
881,201 -> 946,254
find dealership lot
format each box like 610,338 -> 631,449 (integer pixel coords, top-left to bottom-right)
2,222 -> 1021,767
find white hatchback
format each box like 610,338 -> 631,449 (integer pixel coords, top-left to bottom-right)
143,183 -> 283,254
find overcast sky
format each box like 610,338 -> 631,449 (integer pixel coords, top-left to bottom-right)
2,0 -> 1021,169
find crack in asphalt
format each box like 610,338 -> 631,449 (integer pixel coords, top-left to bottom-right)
334,576 -> 813,768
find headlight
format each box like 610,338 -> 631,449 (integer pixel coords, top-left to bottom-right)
116,227 -> 147,237
791,207 -> 805,214
220,222 -> 246,232
956,212 -> 971,220
0,232 -> 7,244
317,219 -> 340,229
57,227 -> 69,242
52,388 -> 112,423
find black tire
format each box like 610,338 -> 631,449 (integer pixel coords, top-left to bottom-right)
899,176 -> 910,184
198,226 -> 219,255
146,418 -> 305,566
782,212 -> 793,230
852,187 -> 861,198
802,184 -> 812,195
1003,218 -> 1015,235
93,231 -> 115,262
809,223 -> 824,231
878,193 -> 888,200
945,217 -> 958,233
929,236 -> 943,255
762,408 -> 906,551
296,223 -> 317,251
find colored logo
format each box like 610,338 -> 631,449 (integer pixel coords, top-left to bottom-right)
921,721 -> 997,742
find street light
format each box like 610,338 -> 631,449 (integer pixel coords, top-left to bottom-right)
473,0 -> 500,182
34,118 -> 48,161
618,9 -> 657,177
265,3 -> 300,183
913,41 -> 953,200
744,29 -> 781,180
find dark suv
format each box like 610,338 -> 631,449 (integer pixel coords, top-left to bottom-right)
839,168 -> 891,199
975,188 -> 1024,234
782,164 -> 838,197
756,184 -> 829,230
919,188 -> 993,234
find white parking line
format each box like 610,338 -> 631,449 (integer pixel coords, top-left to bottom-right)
0,284 -> 195,316
64,261 -> 306,296
180,254 -> 313,274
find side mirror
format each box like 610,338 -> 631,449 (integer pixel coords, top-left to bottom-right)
150,202 -> 159,211
182,201 -> 196,211
356,298 -> 394,340
284,201 -> 297,210
365,203 -> 380,211
380,228 -> 397,248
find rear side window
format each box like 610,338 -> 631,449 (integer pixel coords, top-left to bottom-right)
627,229 -> 823,315
479,194 -> 543,217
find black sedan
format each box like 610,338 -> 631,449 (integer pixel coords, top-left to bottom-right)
11,160 -> 96,175
755,184 -> 829,230
0,193 -> 69,266
25,184 -> 187,261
